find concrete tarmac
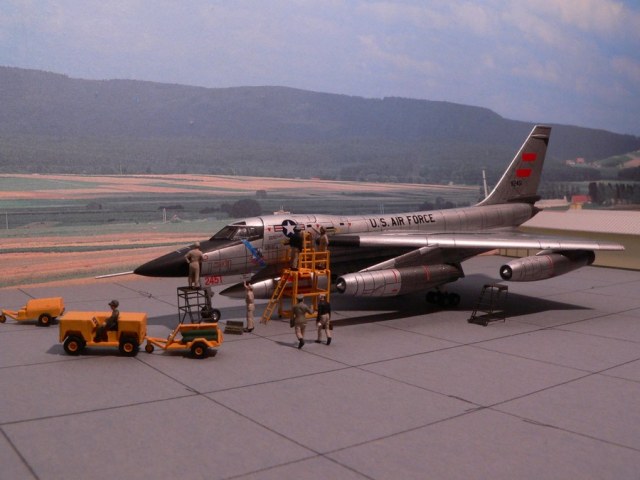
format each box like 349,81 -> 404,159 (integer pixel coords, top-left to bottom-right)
1,255 -> 640,479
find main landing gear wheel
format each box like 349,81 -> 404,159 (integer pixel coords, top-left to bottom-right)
426,291 -> 461,307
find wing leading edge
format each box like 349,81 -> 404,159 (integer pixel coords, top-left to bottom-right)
329,232 -> 625,252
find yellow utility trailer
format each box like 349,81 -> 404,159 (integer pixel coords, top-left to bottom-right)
58,311 -> 147,356
145,322 -> 223,359
1,297 -> 65,327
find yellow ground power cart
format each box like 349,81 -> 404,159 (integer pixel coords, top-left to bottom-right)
58,311 -> 147,356
1,297 -> 65,327
145,322 -> 223,359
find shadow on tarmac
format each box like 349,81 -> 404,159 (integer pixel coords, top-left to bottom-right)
144,274 -> 589,329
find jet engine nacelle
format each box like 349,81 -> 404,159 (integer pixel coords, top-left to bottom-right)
335,264 -> 463,297
499,250 -> 595,282
220,274 -> 329,299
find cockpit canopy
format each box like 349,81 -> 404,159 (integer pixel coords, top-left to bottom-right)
210,222 -> 263,242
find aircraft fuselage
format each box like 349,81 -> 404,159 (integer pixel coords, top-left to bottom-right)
134,202 -> 535,287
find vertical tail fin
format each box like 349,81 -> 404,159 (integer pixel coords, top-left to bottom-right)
477,125 -> 551,206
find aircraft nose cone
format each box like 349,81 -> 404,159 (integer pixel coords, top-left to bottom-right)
219,283 -> 245,298
134,251 -> 189,277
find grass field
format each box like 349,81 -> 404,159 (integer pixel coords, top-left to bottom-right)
0,173 -> 479,228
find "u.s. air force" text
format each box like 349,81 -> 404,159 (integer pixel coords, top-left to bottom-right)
368,213 -> 435,228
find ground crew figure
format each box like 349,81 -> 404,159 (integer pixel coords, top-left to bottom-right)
317,226 -> 329,252
94,299 -> 119,342
315,294 -> 332,345
292,294 -> 313,349
288,226 -> 303,270
243,281 -> 255,332
185,241 -> 204,288
316,226 -> 329,268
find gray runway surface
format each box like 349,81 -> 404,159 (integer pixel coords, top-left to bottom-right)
1,255 -> 640,479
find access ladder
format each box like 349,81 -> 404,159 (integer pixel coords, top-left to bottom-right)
468,283 -> 508,326
260,270 -> 292,324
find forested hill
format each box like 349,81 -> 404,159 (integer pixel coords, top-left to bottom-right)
2,66 -> 639,184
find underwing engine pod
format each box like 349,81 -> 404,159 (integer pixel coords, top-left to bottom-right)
335,264 -> 463,297
499,250 -> 595,282
220,274 -> 329,300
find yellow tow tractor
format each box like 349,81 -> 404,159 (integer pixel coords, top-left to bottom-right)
59,311 -> 147,356
1,297 -> 65,327
144,287 -> 223,359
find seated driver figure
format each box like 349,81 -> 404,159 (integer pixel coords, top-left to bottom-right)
94,300 -> 119,342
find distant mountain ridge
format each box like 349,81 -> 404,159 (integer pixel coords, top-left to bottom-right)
1,66 -> 639,184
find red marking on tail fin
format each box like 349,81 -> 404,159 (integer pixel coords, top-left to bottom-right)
516,169 -> 532,178
522,152 -> 537,161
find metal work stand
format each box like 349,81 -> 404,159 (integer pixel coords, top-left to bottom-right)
468,283 -> 508,326
177,287 -> 219,324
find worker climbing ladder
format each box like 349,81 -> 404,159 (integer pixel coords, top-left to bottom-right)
261,232 -> 331,324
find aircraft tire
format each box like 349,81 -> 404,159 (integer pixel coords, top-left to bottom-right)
448,293 -> 461,307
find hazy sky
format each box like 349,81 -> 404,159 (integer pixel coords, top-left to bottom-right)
2,0 -> 639,135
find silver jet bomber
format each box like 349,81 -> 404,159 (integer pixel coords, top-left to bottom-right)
134,125 -> 624,304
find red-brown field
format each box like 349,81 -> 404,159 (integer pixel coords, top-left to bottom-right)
0,232 -> 196,288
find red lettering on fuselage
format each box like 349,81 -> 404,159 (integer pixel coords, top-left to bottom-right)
204,276 -> 224,286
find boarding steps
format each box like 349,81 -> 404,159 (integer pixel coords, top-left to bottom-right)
261,233 -> 331,324
468,283 -> 508,326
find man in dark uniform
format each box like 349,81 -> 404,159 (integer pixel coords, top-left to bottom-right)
315,294 -> 332,345
288,226 -> 304,270
95,300 -> 119,342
